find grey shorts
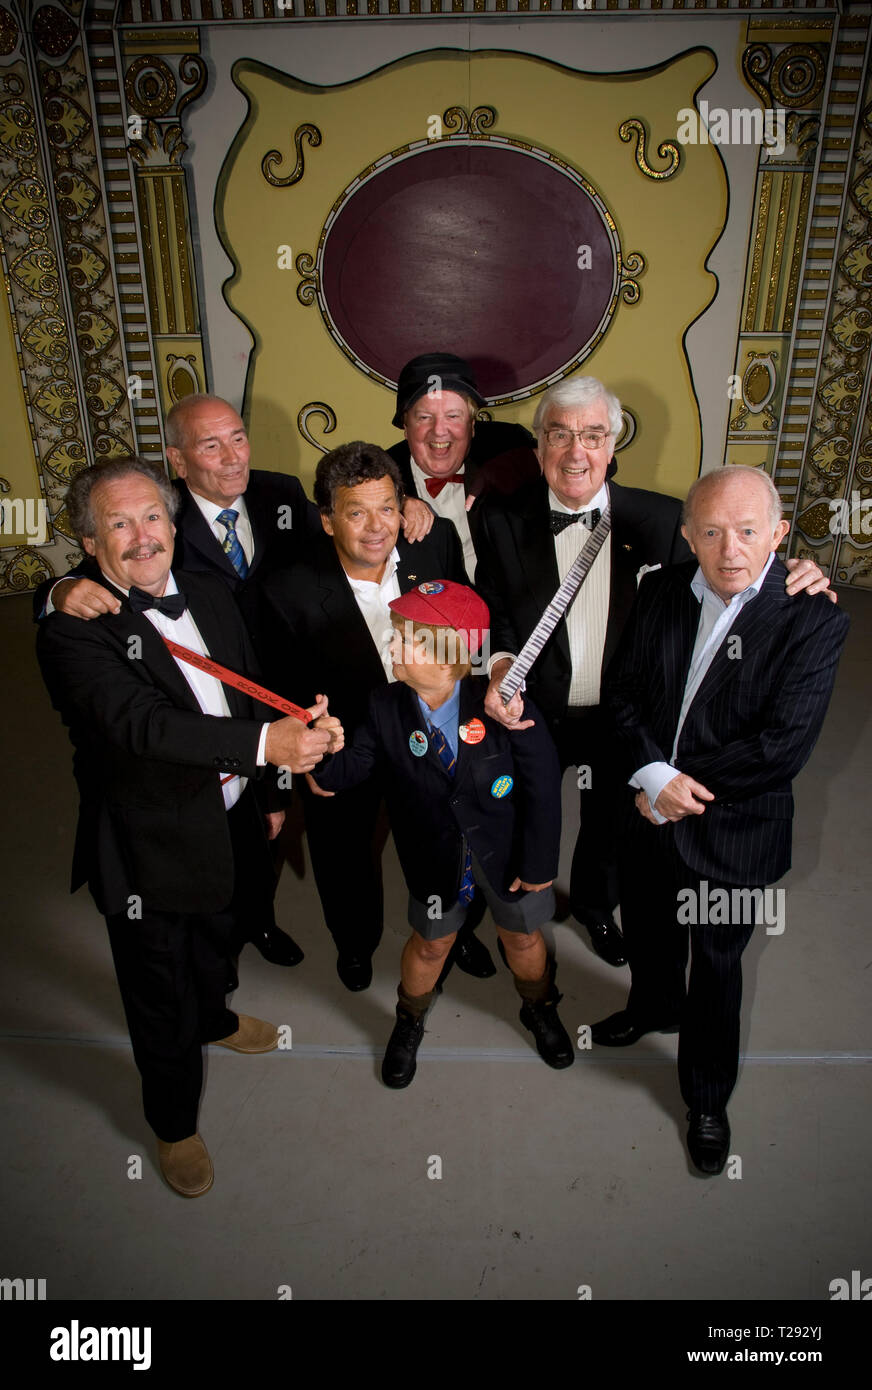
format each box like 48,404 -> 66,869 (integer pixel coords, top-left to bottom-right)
408,850 -> 556,942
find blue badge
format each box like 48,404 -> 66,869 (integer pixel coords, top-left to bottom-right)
490,775 -> 513,799
417,581 -> 445,595
409,730 -> 428,757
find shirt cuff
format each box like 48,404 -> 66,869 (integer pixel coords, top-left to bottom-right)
256,724 -> 270,767
487,650 -> 524,689
630,761 -> 677,826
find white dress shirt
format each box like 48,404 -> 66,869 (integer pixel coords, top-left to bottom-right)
107,570 -> 269,810
188,489 -> 254,566
631,552 -> 776,823
549,483 -> 611,708
344,547 -> 402,682
410,457 -> 476,581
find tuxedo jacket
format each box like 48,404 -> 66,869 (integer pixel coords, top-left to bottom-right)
259,519 -> 466,734
37,570 -> 280,918
314,677 -> 562,904
604,558 -> 850,886
474,475 -> 690,726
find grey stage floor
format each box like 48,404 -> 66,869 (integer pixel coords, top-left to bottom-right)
1,588 -> 869,1302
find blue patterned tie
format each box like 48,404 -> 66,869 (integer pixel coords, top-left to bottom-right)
427,721 -> 475,906
216,508 -> 249,579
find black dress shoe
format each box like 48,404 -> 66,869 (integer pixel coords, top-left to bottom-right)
336,955 -> 372,992
381,1008 -> 425,1089
250,925 -> 304,967
519,995 -> 575,1069
581,915 -> 627,967
686,1111 -> 730,1175
453,932 -> 497,979
591,1009 -> 680,1046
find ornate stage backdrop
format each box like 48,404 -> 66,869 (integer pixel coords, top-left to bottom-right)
0,1 -> 870,594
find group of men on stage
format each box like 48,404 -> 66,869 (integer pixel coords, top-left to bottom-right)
36,354 -> 848,1195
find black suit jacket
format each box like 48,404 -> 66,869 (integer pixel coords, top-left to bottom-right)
37,571 -> 280,917
474,476 -> 690,726
315,677 -> 561,904
604,558 -> 850,885
259,520 -> 466,733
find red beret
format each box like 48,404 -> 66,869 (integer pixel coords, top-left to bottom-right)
389,580 -> 490,657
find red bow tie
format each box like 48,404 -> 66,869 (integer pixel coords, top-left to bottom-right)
425,473 -> 465,499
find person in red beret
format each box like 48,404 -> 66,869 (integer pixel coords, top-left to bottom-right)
312,579 -> 573,1088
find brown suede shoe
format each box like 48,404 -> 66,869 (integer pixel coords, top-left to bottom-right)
213,1014 -> 279,1053
157,1133 -> 213,1197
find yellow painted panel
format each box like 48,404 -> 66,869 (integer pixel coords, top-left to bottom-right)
219,48 -> 723,502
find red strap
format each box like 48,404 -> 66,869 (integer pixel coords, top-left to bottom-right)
161,637 -> 311,725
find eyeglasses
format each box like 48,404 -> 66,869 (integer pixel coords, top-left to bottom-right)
543,427 -> 613,450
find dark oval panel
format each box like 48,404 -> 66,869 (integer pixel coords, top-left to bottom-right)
319,143 -> 619,401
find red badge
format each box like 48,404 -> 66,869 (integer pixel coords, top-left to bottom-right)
459,717 -> 486,745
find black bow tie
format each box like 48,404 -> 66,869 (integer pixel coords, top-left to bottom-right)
128,586 -> 187,619
550,507 -> 601,536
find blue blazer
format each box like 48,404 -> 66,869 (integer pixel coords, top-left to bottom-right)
314,677 -> 562,906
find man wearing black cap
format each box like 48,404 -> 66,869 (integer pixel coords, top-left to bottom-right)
387,353 -> 537,581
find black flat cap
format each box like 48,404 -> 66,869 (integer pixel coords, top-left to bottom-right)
392,353 -> 487,428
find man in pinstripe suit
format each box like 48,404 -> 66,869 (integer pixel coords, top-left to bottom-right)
597,466 -> 849,1174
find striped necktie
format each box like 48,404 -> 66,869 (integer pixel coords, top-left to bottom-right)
427,720 -> 475,906
216,508 -> 249,579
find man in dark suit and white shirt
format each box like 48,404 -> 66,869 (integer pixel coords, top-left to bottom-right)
261,442 -> 488,992
37,457 -> 338,1196
477,376 -> 834,969
598,465 -> 848,1174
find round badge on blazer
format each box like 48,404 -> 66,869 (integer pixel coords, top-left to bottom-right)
490,775 -> 513,799
409,730 -> 428,757
459,717 -> 486,745
416,581 -> 445,595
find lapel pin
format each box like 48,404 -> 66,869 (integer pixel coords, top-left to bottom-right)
409,730 -> 428,757
459,717 -> 486,745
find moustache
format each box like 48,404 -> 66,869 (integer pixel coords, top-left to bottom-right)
121,542 -> 166,560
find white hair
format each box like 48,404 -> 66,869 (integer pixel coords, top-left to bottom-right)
532,375 -> 623,438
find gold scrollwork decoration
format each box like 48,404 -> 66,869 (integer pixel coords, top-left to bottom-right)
295,251 -> 318,305
442,105 -> 497,136
177,55 -> 208,119
262,123 -> 322,188
770,45 -> 825,109
125,56 -> 177,119
620,251 -> 645,304
742,44 -> 773,109
619,120 -> 680,181
297,402 -> 337,453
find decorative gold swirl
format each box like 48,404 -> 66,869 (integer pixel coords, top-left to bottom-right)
262,123 -> 322,187
619,119 -> 680,181
297,402 -> 337,453
741,44 -> 773,109
442,106 -> 469,134
295,251 -> 318,305
620,251 -> 645,304
770,45 -> 825,109
177,55 -> 207,119
470,106 -> 497,135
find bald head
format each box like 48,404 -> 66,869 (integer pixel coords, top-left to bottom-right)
681,466 -> 789,602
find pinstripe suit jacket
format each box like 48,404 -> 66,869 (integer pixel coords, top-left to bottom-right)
604,558 -> 849,885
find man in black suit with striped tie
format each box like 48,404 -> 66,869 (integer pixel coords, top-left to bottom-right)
598,465 -> 849,1174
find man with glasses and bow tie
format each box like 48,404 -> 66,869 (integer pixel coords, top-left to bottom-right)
475,376 -> 834,969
